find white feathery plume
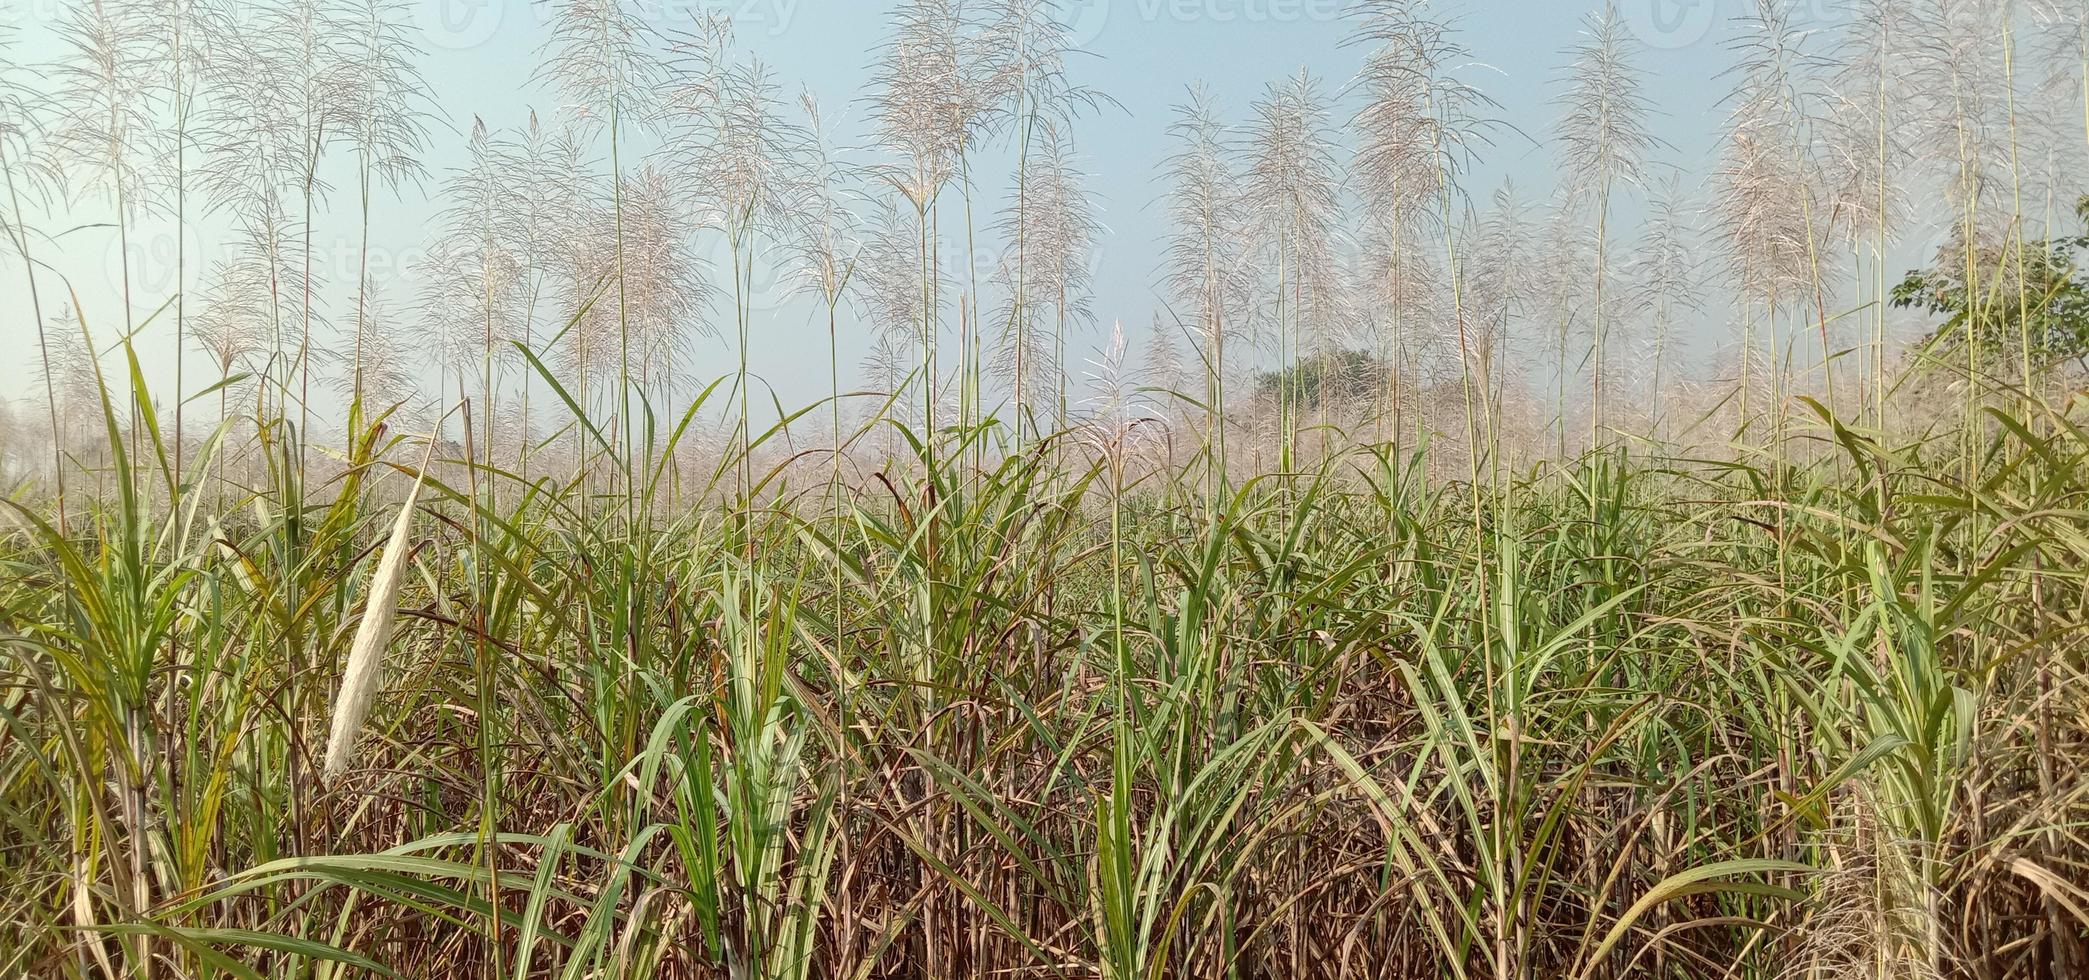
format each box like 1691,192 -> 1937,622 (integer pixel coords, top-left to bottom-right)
590,163 -> 711,396
871,0 -> 994,207
1143,313 -> 1186,399
1554,2 -> 1662,207
336,0 -> 434,407
992,130 -> 1099,426
2034,0 -> 2089,101
1081,320 -> 1156,463
502,112 -> 592,461
418,117 -> 525,451
1466,180 -> 1533,346
1348,0 -> 1499,427
1624,175 -> 1703,429
323,434 -> 439,782
260,0 -> 350,443
1245,68 -> 1346,333
1350,0 -> 1497,234
1716,99 -> 1818,308
195,4 -> 341,415
1553,0 -> 1664,441
127,0 -> 235,474
1717,0 -> 1834,432
50,0 -> 163,217
665,14 -> 810,476
667,17 -> 810,243
869,0 -> 1002,431
1459,180 -> 1534,416
2011,2 -> 2089,238
335,0 -> 431,193
536,0 -> 666,133
861,327 -> 922,440
193,254 -> 272,388
789,92 -> 863,457
503,111 -> 594,310
976,0 -> 1107,134
196,21 -> 300,227
1159,84 -> 1255,438
1822,0 -> 1914,253
1244,68 -> 1347,453
789,92 -> 862,312
1911,0 -> 2014,216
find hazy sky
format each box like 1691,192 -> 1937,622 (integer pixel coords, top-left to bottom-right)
0,0 -> 1881,425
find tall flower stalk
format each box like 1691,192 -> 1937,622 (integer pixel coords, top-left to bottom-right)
1554,1 -> 1662,451
52,0 -> 161,477
1718,0 -> 1828,455
538,0 -> 666,498
1625,175 -> 1702,438
1,22 -> 66,526
993,129 -> 1097,433
1244,69 -> 1343,478
336,0 -> 431,426
668,15 -> 808,501
1349,0 -> 1496,476
420,118 -> 523,472
501,112 -> 589,482
871,0 -> 996,445
1829,0 -> 1912,428
1159,85 -> 1251,496
132,0 -> 230,498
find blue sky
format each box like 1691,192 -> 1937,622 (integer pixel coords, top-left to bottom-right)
1,0 -> 1847,423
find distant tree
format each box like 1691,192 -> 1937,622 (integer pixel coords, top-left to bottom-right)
1255,349 -> 1381,414
1893,196 -> 2089,377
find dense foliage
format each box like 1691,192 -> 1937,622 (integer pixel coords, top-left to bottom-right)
1894,197 -> 2089,374
1,365 -> 2085,977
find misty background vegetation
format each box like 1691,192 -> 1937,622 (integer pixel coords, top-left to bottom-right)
3,2 -> 2089,978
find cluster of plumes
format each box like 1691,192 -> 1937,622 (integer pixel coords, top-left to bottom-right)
1715,0 -> 1825,310
1151,0 -> 1507,457
1349,0 -> 1473,397
1143,0 -> 2089,464
856,0 -> 1111,431
0,0 -> 440,445
1713,0 -> 2089,300
1155,84 -> 1259,439
1246,70 -> 1353,362
1078,320 -> 1166,462
10,0 -> 2089,475
991,133 -> 1099,418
